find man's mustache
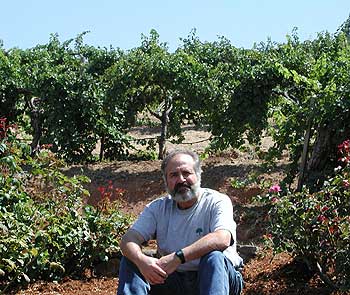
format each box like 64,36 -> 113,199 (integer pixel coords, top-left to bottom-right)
174,183 -> 191,194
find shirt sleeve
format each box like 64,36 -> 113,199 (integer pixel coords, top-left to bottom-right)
131,201 -> 158,242
210,193 -> 236,236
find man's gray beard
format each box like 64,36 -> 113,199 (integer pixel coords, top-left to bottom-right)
170,181 -> 201,203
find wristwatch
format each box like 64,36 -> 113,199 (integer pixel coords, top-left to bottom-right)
175,249 -> 186,264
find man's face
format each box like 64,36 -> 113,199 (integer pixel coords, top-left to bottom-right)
165,153 -> 200,202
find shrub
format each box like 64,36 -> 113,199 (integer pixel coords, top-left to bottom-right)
260,140 -> 350,291
0,118 -> 132,291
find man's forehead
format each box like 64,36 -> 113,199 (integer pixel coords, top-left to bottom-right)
166,154 -> 195,170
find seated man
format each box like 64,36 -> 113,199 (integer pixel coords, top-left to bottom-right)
117,149 -> 243,295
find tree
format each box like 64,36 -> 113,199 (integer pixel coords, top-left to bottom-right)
19,33 -> 105,162
180,32 -> 278,152
266,30 -> 350,190
105,30 -> 207,159
337,14 -> 350,41
181,27 -> 350,191
1,33 -> 126,162
0,47 -> 25,122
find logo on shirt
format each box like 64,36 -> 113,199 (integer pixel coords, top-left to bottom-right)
196,228 -> 203,236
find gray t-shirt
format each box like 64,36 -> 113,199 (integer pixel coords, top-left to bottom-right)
131,188 -> 243,271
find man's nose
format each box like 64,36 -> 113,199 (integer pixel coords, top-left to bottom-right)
177,173 -> 186,183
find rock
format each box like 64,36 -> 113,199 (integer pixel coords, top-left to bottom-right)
237,244 -> 258,262
93,258 -> 121,277
93,246 -> 159,278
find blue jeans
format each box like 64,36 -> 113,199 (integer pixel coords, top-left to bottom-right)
117,251 -> 243,295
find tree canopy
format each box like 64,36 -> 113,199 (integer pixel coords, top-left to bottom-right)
1,17 -> 350,189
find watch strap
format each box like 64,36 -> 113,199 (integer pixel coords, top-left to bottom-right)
175,249 -> 186,264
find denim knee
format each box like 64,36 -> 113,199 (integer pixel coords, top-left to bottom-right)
117,256 -> 150,295
119,256 -> 138,274
198,251 -> 243,295
199,250 -> 225,268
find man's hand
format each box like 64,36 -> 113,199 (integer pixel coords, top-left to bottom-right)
121,230 -> 168,285
137,255 -> 168,285
156,252 -> 181,275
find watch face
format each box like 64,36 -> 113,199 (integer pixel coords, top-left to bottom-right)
175,250 -> 185,263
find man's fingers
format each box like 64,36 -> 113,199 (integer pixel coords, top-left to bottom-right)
154,265 -> 169,284
148,272 -> 166,285
154,269 -> 167,282
142,257 -> 168,285
158,268 -> 168,277
154,262 -> 168,276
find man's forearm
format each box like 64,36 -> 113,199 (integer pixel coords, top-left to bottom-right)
181,230 -> 231,263
120,229 -> 147,267
121,241 -> 145,265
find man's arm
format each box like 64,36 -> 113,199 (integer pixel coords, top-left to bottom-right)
120,229 -> 146,263
120,229 -> 168,285
182,229 -> 231,260
157,229 -> 231,274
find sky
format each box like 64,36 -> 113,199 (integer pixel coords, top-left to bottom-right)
1,1 -> 350,52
